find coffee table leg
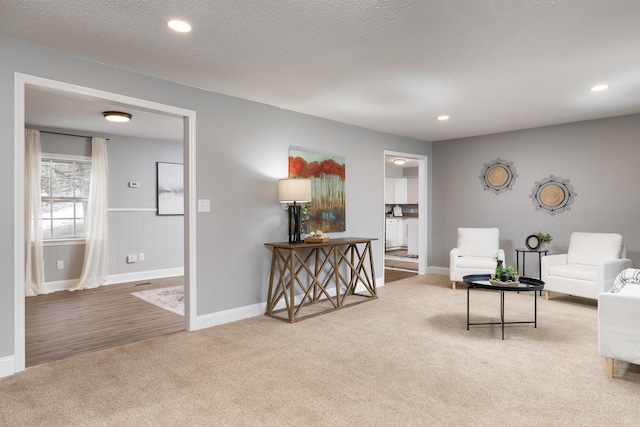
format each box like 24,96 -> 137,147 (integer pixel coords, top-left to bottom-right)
501,290 -> 505,340
534,289 -> 538,328
467,286 -> 470,331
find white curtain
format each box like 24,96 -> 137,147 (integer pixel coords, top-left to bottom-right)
72,137 -> 109,290
25,129 -> 45,296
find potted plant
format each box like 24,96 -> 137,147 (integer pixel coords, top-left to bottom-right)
535,231 -> 553,249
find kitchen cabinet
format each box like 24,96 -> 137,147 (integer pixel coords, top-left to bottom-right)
394,178 -> 407,204
385,177 -> 407,204
407,177 -> 419,204
385,218 -> 403,249
384,177 -> 395,204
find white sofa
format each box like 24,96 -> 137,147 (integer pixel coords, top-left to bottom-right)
541,232 -> 631,300
449,227 -> 505,290
599,275 -> 640,378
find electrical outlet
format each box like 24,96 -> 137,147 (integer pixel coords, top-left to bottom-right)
139,253 -> 145,261
56,260 -> 64,270
126,255 -> 137,263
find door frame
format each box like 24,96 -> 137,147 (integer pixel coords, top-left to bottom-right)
383,150 -> 428,276
13,73 -> 197,374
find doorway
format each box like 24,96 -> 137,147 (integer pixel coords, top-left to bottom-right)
13,73 -> 197,374
383,151 -> 428,283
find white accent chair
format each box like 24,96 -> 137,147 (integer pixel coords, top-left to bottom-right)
541,232 -> 631,300
449,227 -> 505,290
598,280 -> 640,378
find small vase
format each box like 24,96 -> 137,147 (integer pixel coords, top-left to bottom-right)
300,221 -> 309,237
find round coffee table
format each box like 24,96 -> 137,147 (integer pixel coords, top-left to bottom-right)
462,274 -> 545,340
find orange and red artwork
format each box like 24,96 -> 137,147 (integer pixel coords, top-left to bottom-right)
288,148 -> 345,233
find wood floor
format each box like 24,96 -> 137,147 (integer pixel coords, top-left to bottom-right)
25,277 -> 185,367
384,249 -> 419,283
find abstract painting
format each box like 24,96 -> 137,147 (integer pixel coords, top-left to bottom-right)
288,148 -> 345,232
157,162 -> 184,215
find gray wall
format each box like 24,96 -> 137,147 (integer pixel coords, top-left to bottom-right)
432,114 -> 640,274
0,37 -> 432,359
107,135 -> 183,277
36,130 -> 183,283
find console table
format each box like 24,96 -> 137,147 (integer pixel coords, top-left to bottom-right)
264,238 -> 378,322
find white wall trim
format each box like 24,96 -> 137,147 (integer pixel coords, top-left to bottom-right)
36,268 -> 185,295
0,356 -> 15,379
105,268 -> 185,285
194,302 -> 267,330
13,72 -> 197,377
194,281 -> 382,330
107,208 -> 158,212
428,266 -> 449,275
383,150 -> 429,275
40,279 -> 80,294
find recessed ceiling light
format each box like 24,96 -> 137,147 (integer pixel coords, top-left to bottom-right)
437,115 -> 450,121
590,84 -> 609,92
102,111 -> 132,123
167,19 -> 192,33
393,159 -> 406,165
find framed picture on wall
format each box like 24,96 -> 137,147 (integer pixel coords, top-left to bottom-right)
157,162 -> 184,215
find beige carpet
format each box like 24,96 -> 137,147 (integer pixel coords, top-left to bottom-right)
2,274 -> 639,426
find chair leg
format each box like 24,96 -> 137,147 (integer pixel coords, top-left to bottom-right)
544,290 -> 550,300
605,357 -> 614,379
451,281 -> 456,290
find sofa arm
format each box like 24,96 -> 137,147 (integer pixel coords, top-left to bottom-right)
597,258 -> 633,293
450,248 -> 460,280
598,289 -> 640,361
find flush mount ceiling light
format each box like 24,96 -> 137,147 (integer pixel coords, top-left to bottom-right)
167,19 -> 192,33
590,84 -> 609,92
437,115 -> 450,121
393,159 -> 407,165
102,111 -> 132,123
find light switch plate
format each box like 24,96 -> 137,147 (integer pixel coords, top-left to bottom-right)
198,199 -> 211,212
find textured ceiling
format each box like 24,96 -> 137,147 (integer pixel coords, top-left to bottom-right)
3,0 -> 640,141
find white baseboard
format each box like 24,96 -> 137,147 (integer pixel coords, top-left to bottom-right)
105,268 -> 184,285
428,266 -> 449,275
0,356 -> 15,378
193,302 -> 267,330
40,268 -> 185,294
40,279 -> 80,294
194,280 -> 380,330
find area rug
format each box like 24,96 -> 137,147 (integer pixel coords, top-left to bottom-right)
131,286 -> 184,316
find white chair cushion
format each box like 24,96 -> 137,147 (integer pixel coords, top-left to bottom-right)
457,228 -> 499,258
549,264 -> 597,282
456,256 -> 498,269
618,284 -> 640,297
567,232 -> 622,266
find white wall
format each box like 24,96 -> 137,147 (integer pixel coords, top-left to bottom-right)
431,114 -> 640,273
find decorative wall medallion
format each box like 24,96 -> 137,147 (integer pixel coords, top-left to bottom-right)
530,175 -> 577,216
479,158 -> 518,195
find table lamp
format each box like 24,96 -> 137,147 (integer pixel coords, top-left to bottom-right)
278,178 -> 311,243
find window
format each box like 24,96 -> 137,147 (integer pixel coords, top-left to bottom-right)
40,156 -> 91,239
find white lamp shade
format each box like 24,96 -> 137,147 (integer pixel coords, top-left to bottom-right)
278,178 -> 311,203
